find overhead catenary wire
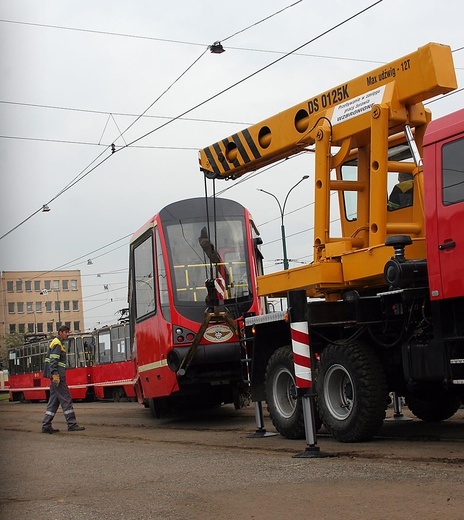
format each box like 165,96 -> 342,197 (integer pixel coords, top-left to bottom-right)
0,134 -> 201,149
125,1 -> 384,150
0,2 -> 309,242
4,84 -> 462,149
4,14 -> 463,67
0,100 -> 253,125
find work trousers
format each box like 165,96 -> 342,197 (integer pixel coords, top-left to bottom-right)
42,379 -> 77,429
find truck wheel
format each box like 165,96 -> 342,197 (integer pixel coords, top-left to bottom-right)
265,345 -> 321,439
405,392 -> 461,422
317,341 -> 387,443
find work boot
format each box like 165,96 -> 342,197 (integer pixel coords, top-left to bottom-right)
68,424 -> 85,431
42,426 -> 60,434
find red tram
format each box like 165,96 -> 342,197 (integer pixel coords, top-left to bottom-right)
92,324 -> 136,401
129,197 -> 264,416
8,323 -> 135,402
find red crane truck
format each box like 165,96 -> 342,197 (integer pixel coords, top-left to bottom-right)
198,42 -> 464,442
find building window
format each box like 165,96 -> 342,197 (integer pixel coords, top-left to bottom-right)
55,301 -> 61,312
27,302 -> 33,314
25,281 -> 32,292
8,302 -> 14,314
9,324 -> 16,333
62,280 -> 69,291
7,281 -> 13,292
28,323 -> 34,333
44,280 -> 51,291
73,321 -> 80,332
18,323 -> 25,334
65,321 -> 71,329
45,301 -> 52,312
17,302 -> 24,314
72,301 -> 79,311
71,280 -> 78,291
47,322 -> 53,333
53,280 -> 60,291
37,323 -> 44,333
64,301 -> 70,312
34,280 -> 41,292
36,301 -> 42,313
16,280 -> 23,292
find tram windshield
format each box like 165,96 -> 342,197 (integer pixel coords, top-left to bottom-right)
165,218 -> 251,304
158,198 -> 253,322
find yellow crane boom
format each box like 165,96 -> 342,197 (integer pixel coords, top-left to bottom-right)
199,43 -> 457,300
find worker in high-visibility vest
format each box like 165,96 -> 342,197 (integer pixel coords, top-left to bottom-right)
388,173 -> 414,211
41,324 -> 85,433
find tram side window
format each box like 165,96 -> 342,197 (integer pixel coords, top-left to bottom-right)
31,343 -> 42,372
67,338 -> 77,369
75,337 -> 90,367
155,229 -> 170,322
98,331 -> 111,364
124,324 -> 131,357
133,234 -> 156,319
9,348 -> 26,375
83,336 -> 94,366
40,341 -> 48,370
8,350 -> 19,375
111,326 -> 126,362
75,337 -> 84,367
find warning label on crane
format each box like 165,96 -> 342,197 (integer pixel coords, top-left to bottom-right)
331,85 -> 386,125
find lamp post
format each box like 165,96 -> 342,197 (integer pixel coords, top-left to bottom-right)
40,289 -> 61,329
258,175 -> 309,270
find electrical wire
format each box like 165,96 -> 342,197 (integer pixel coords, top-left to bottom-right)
0,1 -> 383,243
125,1 -> 384,149
0,134 -> 199,149
220,1 -> 302,42
0,100 -> 253,125
6,15 -> 463,67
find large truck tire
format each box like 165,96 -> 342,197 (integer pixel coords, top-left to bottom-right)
317,341 -> 387,443
265,345 -> 320,439
405,392 -> 462,422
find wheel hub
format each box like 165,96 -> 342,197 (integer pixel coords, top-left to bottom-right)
324,364 -> 354,420
272,367 -> 297,419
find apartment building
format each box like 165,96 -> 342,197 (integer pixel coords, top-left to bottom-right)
1,270 -> 85,355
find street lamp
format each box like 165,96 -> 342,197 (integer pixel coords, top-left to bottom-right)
40,289 -> 61,328
257,175 -> 309,270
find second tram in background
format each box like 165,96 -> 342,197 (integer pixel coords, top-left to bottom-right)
7,323 -> 135,402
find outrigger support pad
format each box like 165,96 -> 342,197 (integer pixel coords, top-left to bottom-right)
246,401 -> 277,438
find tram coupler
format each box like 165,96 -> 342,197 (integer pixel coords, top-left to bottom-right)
246,401 -> 277,438
176,293 -> 237,377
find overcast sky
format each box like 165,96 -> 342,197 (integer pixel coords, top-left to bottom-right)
1,0 -> 463,331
